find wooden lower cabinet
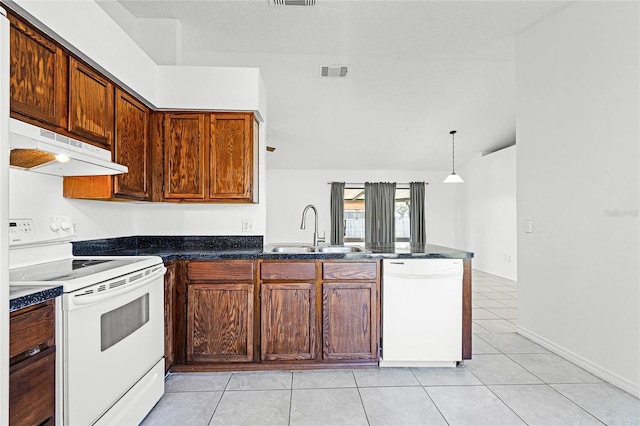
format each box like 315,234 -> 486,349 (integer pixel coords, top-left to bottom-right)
322,282 -> 377,360
9,300 -> 56,425
321,262 -> 379,361
187,283 -> 254,363
164,262 -> 176,373
170,259 -> 380,371
184,260 -> 256,364
260,282 -> 316,361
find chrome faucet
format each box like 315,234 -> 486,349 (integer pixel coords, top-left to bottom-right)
300,204 -> 325,246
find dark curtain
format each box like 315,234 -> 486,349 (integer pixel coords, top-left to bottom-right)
365,182 -> 396,244
409,182 -> 426,244
329,182 -> 345,245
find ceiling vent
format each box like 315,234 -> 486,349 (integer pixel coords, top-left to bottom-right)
271,0 -> 316,6
321,66 -> 348,78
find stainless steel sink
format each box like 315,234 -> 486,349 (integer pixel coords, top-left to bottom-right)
269,245 -> 315,253
266,244 -> 368,254
316,246 -> 367,253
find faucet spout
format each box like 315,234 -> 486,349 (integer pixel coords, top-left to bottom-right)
300,204 -> 324,246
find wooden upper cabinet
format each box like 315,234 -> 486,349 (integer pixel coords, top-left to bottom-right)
9,9 -> 260,205
63,88 -> 150,201
163,113 -> 208,199
114,89 -> 149,199
159,112 -> 257,203
8,12 -> 68,129
68,57 -> 114,147
210,113 -> 256,202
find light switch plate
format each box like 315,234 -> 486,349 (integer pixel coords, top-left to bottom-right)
525,220 -> 533,233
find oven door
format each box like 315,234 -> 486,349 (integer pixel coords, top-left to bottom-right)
61,266 -> 165,426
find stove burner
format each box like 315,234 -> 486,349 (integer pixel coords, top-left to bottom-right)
72,259 -> 111,270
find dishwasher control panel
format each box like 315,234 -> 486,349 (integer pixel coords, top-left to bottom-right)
383,258 -> 463,278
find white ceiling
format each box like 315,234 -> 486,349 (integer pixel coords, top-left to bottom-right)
100,0 -> 571,171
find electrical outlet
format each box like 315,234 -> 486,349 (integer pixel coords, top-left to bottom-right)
525,220 -> 533,233
504,255 -> 511,263
242,220 -> 255,232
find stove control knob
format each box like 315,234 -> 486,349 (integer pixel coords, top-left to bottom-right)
60,220 -> 71,231
50,221 -> 60,232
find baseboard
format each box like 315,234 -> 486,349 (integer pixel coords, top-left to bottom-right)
516,326 -> 640,398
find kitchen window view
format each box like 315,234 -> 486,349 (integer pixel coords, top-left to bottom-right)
344,187 -> 411,242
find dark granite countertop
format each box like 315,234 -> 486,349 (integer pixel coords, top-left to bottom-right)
10,285 -> 63,312
72,236 -> 473,261
11,238 -> 471,312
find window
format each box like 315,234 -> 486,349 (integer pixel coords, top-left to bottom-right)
343,187 -> 410,243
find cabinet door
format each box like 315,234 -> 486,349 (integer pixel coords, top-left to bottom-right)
187,283 -> 254,363
8,13 -> 67,128
68,57 -> 114,147
164,113 -> 207,199
10,346 -> 56,426
114,89 -> 149,199
322,282 -> 377,360
164,263 -> 176,373
261,283 -> 316,361
9,301 -> 55,358
209,113 -> 254,201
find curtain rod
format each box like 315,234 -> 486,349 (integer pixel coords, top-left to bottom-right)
327,182 -> 429,187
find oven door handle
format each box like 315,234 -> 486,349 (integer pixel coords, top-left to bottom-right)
69,266 -> 166,308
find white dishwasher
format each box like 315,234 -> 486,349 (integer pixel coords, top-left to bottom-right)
380,258 -> 463,367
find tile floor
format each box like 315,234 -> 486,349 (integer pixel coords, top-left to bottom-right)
141,270 -> 640,426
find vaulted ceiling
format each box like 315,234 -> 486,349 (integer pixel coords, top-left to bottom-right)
100,0 -> 571,171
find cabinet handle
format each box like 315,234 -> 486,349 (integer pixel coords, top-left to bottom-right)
25,346 -> 41,358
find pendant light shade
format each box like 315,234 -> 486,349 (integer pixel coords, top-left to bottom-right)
443,172 -> 464,184
443,130 -> 464,184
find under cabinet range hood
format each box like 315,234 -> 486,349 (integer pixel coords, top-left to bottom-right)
8,118 -> 128,177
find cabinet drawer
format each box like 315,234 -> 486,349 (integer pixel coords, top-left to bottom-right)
10,301 -> 55,359
188,261 -> 255,281
260,262 -> 316,281
10,346 -> 56,426
323,262 -> 378,280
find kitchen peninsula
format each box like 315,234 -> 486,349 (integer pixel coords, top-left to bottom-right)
73,236 -> 473,372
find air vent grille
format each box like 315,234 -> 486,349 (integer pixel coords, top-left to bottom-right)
321,66 -> 348,78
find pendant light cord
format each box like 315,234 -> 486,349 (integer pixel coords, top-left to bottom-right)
450,130 -> 457,174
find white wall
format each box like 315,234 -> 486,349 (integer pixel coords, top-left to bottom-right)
457,146 -> 517,280
516,1 -> 639,396
157,66 -> 263,114
9,170 -> 139,239
266,169 -> 456,246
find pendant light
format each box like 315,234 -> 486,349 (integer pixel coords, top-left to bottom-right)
443,130 -> 464,183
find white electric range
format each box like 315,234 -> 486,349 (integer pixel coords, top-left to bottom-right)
9,216 -> 166,425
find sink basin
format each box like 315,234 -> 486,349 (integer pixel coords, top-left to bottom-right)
316,246 -> 367,253
269,245 -> 315,253
266,244 -> 368,254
